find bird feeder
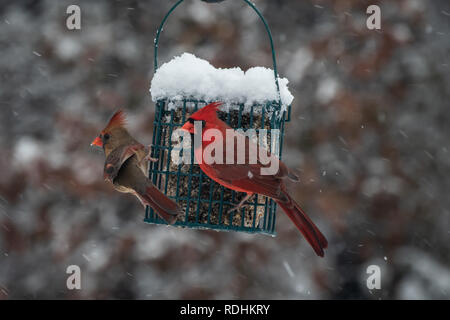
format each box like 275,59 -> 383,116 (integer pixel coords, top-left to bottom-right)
145,0 -> 292,235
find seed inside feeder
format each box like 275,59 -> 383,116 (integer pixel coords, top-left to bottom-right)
156,102 -> 275,228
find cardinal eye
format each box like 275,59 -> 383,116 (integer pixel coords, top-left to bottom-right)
105,164 -> 114,174
103,133 -> 110,141
187,118 -> 195,124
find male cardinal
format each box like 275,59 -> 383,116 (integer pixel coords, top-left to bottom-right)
180,102 -> 328,257
91,110 -> 182,224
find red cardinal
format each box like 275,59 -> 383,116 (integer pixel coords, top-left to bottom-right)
180,102 -> 328,257
91,110 -> 182,224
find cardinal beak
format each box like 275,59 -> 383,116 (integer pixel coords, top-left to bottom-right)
91,136 -> 103,147
180,122 -> 194,134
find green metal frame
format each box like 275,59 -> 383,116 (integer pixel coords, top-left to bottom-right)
145,0 -> 291,235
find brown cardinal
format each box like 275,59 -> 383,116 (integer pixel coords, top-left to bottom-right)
180,102 -> 328,257
91,110 -> 182,224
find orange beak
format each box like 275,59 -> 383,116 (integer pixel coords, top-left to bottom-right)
90,136 -> 103,147
181,121 -> 194,134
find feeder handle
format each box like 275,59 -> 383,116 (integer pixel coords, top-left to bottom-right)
154,0 -> 282,105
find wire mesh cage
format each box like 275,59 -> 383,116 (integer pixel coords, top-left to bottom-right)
145,0 -> 292,236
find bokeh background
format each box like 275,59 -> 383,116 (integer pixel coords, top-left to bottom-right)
0,0 -> 449,299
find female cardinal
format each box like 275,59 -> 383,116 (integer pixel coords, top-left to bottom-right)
180,102 -> 328,257
91,110 -> 182,224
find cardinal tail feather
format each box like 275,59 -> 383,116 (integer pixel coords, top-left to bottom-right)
136,185 -> 182,225
276,194 -> 328,257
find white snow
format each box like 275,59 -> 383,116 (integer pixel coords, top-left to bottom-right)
150,53 -> 294,111
286,47 -> 313,83
316,77 -> 339,104
14,136 -> 42,167
283,260 -> 295,278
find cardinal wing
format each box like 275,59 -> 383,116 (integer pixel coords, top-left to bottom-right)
104,144 -> 144,182
204,132 -> 290,199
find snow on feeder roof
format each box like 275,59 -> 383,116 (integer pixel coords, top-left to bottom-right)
150,52 -> 294,111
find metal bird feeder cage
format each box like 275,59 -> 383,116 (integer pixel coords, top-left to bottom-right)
145,0 -> 291,235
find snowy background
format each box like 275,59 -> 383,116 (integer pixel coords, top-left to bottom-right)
0,0 -> 449,299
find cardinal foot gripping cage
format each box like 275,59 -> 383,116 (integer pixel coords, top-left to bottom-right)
145,0 -> 291,236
